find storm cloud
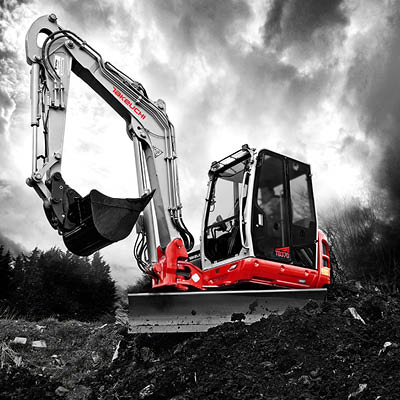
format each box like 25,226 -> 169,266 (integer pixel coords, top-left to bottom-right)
1,0 -> 399,283
145,0 -> 251,53
264,0 -> 348,52
0,0 -> 23,137
345,3 -> 400,215
137,0 -> 349,166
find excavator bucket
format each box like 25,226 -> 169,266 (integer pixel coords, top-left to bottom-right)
63,189 -> 154,256
128,288 -> 327,333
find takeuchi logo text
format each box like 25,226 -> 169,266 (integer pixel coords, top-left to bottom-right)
112,87 -> 146,120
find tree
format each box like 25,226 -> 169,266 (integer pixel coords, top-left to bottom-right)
0,245 -> 12,301
88,252 -> 117,317
5,245 -> 117,321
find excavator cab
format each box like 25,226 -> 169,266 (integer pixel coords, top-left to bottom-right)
202,146 -> 317,270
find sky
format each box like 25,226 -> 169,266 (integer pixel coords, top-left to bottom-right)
1,0 -> 399,286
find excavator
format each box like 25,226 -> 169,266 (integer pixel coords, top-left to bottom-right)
25,14 -> 331,333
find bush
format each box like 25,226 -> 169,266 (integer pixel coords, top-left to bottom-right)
320,196 -> 400,291
126,274 -> 152,293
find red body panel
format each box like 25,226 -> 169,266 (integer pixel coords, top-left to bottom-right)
316,230 -> 331,287
152,238 -> 204,291
151,232 -> 331,291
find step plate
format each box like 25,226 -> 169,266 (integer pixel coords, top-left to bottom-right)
128,288 -> 326,333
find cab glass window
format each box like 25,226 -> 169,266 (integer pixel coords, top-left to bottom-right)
251,152 -> 290,260
288,160 -> 317,268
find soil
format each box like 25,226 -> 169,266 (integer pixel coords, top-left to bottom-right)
0,366 -> 59,399
2,282 -> 400,399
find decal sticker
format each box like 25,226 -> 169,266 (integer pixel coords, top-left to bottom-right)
275,247 -> 290,259
112,86 -> 146,120
54,54 -> 65,77
152,146 -> 163,158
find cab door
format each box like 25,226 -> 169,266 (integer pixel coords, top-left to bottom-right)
251,150 -> 290,261
287,159 -> 317,269
250,151 -> 318,287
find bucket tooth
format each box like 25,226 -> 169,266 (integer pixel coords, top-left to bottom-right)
63,189 -> 154,256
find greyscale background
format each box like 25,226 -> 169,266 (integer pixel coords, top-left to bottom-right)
0,0 -> 398,285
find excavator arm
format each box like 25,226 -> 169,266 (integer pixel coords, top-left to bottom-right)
26,14 -> 193,264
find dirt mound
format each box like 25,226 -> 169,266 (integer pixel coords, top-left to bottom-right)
85,283 -> 400,399
1,283 -> 400,399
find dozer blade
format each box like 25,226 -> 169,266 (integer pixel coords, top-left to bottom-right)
128,288 -> 327,333
63,189 -> 154,256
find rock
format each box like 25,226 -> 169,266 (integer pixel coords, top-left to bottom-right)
112,340 -> 121,362
91,351 -> 100,364
13,337 -> 27,345
139,384 -> 155,399
32,340 -> 47,348
55,386 -> 70,396
345,307 -> 366,324
378,341 -> 393,355
36,324 -> 46,332
51,354 -> 63,366
348,383 -> 367,399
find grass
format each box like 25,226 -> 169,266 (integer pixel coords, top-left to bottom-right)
0,317 -> 126,389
